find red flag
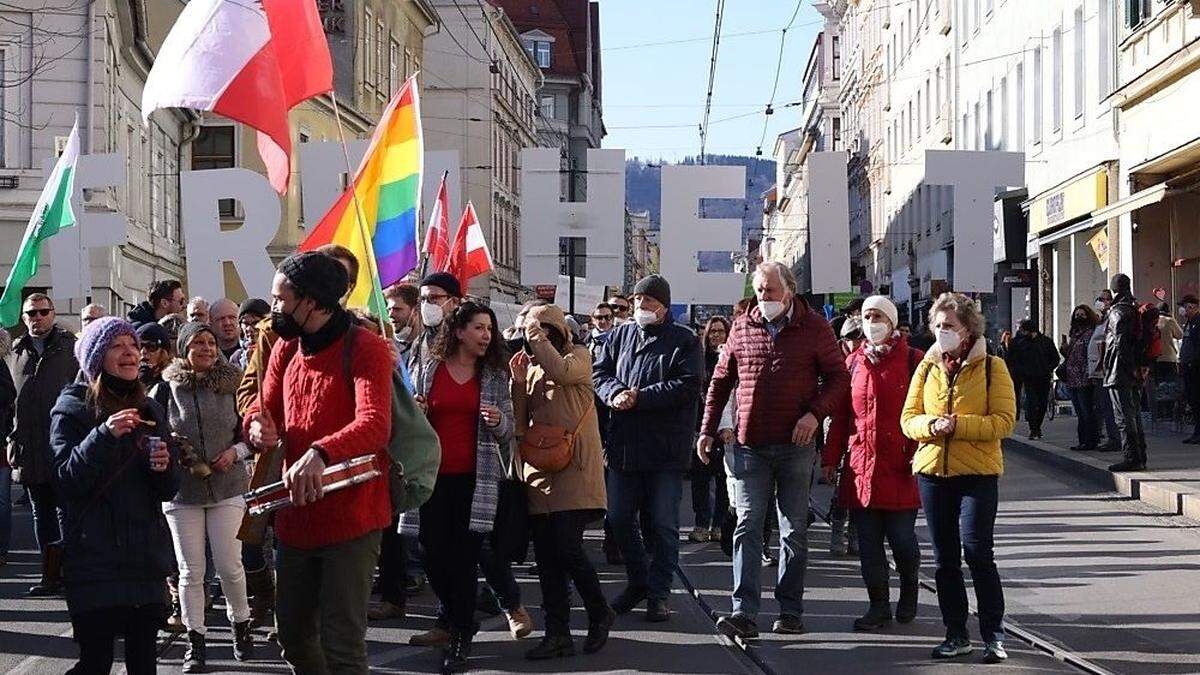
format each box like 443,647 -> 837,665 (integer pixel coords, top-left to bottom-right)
425,172 -> 452,272
142,0 -> 333,194
447,202 -> 494,290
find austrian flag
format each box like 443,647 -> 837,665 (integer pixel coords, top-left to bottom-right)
448,202 -> 495,290
142,0 -> 333,194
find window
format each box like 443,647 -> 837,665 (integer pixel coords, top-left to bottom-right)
1000,76 -> 1008,150
961,0 -> 970,45
973,0 -> 981,31
936,64 -> 944,113
974,100 -> 982,150
1016,62 -> 1025,148
1033,46 -> 1043,143
375,20 -> 385,94
389,38 -> 400,94
540,95 -> 555,120
1052,27 -> 1063,131
363,7 -> 375,89
525,40 -> 552,68
1126,0 -> 1151,29
151,142 -> 163,236
985,89 -> 994,149
832,36 -> 841,80
925,78 -> 932,130
192,125 -> 236,217
1099,0 -> 1112,97
833,117 -> 841,150
1074,7 -> 1085,118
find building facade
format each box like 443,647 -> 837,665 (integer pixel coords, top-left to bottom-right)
424,0 -> 540,303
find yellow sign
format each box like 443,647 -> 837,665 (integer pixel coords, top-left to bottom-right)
1087,228 -> 1110,271
1028,169 -> 1108,235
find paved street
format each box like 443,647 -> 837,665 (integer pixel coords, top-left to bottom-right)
3,439 -> 1200,674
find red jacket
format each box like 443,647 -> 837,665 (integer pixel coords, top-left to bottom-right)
247,324 -> 393,550
702,299 -> 849,447
823,338 -> 922,511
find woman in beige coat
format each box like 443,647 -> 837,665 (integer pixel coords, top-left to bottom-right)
510,303 -> 614,662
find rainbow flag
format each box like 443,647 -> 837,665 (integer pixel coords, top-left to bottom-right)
301,75 -> 422,311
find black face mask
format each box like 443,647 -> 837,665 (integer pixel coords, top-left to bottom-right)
272,301 -> 314,341
507,337 -> 527,354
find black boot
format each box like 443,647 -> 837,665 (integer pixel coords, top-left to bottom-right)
28,544 -> 64,597
583,607 -> 617,654
896,571 -> 919,624
524,634 -> 575,660
441,632 -> 472,674
853,585 -> 893,631
183,630 -> 206,673
246,567 -> 275,628
233,620 -> 254,662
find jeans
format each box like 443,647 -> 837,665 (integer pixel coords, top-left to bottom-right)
419,474 -> 485,634
724,443 -> 815,620
66,603 -> 165,675
531,510 -> 609,636
0,466 -> 11,555
918,474 -> 1005,643
850,508 -> 920,590
1109,386 -> 1147,465
479,539 -> 522,612
691,446 -> 728,529
163,497 -> 251,633
607,468 -> 684,601
1022,375 -> 1051,434
27,482 -> 64,550
1093,379 -> 1119,445
1068,384 -> 1102,448
275,530 -> 381,674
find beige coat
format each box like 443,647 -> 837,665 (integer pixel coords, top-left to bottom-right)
512,304 -> 607,516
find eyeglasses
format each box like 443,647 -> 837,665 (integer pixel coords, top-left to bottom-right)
24,308 -> 51,318
420,294 -> 449,305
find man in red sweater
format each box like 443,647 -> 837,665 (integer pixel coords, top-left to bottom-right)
246,252 -> 393,673
697,261 -> 849,640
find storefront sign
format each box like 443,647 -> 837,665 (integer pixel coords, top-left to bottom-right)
318,0 -> 346,35
1028,168 -> 1108,235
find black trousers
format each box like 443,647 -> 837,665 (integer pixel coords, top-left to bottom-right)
1109,386 -> 1148,466
1184,364 -> 1200,437
531,510 -> 609,637
419,474 -> 484,634
67,603 -> 166,675
1022,375 -> 1052,433
378,518 -> 406,606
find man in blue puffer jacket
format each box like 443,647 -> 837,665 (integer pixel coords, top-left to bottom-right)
593,274 -> 703,623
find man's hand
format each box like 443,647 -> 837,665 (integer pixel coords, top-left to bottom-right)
525,321 -> 548,344
791,413 -> 819,446
719,428 -> 735,445
211,447 -> 238,473
822,465 -> 837,484
696,435 -> 714,465
509,351 -> 531,384
612,388 -> 639,411
284,448 -> 326,507
414,395 -> 428,414
249,411 -> 279,449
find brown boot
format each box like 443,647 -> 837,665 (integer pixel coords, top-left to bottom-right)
28,544 -> 63,597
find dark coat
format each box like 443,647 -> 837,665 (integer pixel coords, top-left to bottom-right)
0,362 -> 15,468
593,316 -> 703,472
1006,332 -> 1060,381
126,301 -> 157,326
51,384 -> 180,613
10,326 -> 79,485
1103,294 -> 1141,388
1180,315 -> 1200,369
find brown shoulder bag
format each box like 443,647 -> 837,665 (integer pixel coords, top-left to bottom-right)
519,405 -> 592,473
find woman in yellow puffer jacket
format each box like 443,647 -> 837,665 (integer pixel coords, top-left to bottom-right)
901,292 -> 1015,665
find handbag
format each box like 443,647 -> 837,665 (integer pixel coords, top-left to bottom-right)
519,405 -> 592,473
490,478 -> 530,563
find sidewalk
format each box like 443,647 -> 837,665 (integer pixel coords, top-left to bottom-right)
1006,411 -> 1200,521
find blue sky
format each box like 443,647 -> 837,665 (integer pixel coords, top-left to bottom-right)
599,0 -> 823,161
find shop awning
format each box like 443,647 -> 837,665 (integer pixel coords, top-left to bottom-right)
1090,183 -> 1175,222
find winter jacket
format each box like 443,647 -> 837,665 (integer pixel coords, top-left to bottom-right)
1102,294 -> 1142,388
126,301 -> 158,327
512,305 -> 606,516
824,338 -> 923,511
1005,332 -> 1060,381
1158,315 -> 1184,363
901,337 -> 1016,477
0,362 -> 15,469
1087,322 -> 1107,379
593,315 -> 703,472
50,384 -> 180,613
10,326 -> 79,485
1060,324 -> 1096,389
151,358 -> 250,505
245,319 -> 394,550
1181,316 -> 1200,369
587,330 -> 612,442
236,317 -> 277,417
701,299 -> 849,447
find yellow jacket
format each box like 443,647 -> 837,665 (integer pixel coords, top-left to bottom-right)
901,337 -> 1016,477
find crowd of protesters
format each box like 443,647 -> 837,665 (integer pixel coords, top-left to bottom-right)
21,254 -> 1196,673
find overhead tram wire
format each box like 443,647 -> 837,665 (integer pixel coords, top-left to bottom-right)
755,0 -> 805,158
698,0 -> 728,166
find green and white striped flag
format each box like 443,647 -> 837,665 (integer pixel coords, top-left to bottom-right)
0,117 -> 80,327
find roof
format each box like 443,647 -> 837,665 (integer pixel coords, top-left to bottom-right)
488,0 -> 592,78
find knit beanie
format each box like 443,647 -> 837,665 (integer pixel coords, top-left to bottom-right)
633,274 -> 671,308
861,295 -> 899,328
75,317 -> 138,383
135,321 -> 170,346
176,321 -> 216,357
279,252 -> 349,309
239,297 -> 271,319
419,271 -> 463,299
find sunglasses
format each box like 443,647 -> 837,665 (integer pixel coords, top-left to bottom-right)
140,341 -> 166,351
24,308 -> 51,318
593,314 -> 613,321
612,305 -> 630,313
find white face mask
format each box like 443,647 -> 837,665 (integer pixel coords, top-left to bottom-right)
863,320 -> 890,345
634,309 -> 658,327
936,328 -> 962,354
760,301 -> 786,322
1094,300 -> 1107,311
421,302 -> 445,328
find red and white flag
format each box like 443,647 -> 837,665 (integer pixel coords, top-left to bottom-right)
425,171 -> 452,272
448,202 -> 494,289
141,0 -> 332,194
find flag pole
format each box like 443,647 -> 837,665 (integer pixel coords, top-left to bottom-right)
329,90 -> 392,339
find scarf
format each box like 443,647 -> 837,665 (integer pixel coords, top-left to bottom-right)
864,333 -> 900,365
299,308 -> 352,356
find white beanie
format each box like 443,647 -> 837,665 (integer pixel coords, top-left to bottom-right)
862,295 -> 899,328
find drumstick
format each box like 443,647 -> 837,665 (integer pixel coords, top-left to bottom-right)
138,419 -> 157,427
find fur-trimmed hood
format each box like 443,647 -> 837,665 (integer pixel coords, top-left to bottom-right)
161,358 -> 242,395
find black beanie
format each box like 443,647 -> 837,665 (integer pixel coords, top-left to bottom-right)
239,298 -> 271,319
633,274 -> 671,308
420,271 -> 463,299
279,252 -> 349,309
176,321 -> 217,357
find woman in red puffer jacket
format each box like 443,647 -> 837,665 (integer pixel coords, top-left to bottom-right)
823,295 -> 923,633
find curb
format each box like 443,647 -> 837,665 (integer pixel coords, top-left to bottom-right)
1004,435 -> 1200,521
